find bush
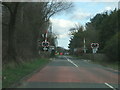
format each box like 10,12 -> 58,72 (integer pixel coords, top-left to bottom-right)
103,32 -> 120,62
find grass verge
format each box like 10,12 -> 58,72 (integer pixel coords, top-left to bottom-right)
92,60 -> 119,70
74,54 -> 119,70
2,58 -> 50,88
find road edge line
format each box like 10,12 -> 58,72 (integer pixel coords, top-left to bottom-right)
105,83 -> 116,90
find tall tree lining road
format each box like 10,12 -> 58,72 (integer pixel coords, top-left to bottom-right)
17,56 -> 119,89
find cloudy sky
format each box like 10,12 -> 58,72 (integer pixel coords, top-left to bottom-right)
50,1 -> 118,49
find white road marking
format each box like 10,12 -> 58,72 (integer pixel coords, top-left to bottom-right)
105,83 -> 116,90
65,57 -> 78,67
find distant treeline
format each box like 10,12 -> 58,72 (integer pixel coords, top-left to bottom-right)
69,9 -> 120,62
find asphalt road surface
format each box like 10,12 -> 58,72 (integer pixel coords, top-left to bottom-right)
17,55 -> 119,89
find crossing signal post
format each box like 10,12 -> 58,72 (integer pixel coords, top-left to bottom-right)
91,43 -> 99,54
42,41 -> 49,51
41,30 -> 50,51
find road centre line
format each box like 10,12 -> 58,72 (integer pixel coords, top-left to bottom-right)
105,83 -> 116,90
65,57 -> 78,67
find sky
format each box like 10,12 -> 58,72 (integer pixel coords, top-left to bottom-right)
50,1 -> 118,49
1,0 -> 119,49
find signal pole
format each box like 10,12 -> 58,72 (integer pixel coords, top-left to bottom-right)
45,30 -> 48,42
83,38 -> 86,53
42,30 -> 49,51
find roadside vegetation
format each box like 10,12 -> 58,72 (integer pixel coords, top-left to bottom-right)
2,58 -> 50,88
68,9 -> 120,70
2,2 -> 73,88
75,54 -> 119,70
2,2 -> 73,65
92,60 -> 119,70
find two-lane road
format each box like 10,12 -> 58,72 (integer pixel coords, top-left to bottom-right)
18,55 -> 119,89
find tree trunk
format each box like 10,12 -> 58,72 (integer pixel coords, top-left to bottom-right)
6,3 -> 19,64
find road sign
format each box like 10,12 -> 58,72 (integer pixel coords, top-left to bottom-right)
91,43 -> 99,53
43,47 -> 48,51
91,43 -> 99,48
42,41 -> 49,47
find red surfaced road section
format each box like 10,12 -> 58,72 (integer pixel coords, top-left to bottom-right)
27,66 -> 81,82
26,66 -> 118,84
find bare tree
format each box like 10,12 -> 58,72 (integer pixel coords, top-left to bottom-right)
39,1 -> 73,26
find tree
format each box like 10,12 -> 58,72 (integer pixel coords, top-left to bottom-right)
87,9 -> 118,50
2,2 -> 20,63
69,9 -> 119,58
85,8 -> 119,62
2,2 -> 73,64
69,25 -> 85,55
103,32 -> 119,61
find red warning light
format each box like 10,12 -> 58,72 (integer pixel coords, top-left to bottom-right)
60,53 -> 63,55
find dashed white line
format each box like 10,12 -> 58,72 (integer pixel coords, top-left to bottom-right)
65,57 -> 78,67
105,83 -> 116,90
